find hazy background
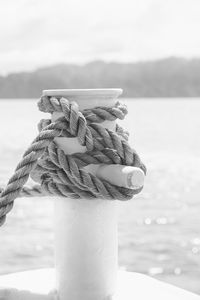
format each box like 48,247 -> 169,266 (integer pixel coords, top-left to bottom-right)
1,0 -> 200,98
0,0 -> 200,297
1,0 -> 200,74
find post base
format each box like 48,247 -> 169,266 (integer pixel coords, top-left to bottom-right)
0,268 -> 199,300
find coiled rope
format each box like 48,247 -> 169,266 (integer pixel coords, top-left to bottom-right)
0,96 -> 146,226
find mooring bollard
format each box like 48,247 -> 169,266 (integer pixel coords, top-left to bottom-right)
0,89 -> 199,300
42,88 -> 144,300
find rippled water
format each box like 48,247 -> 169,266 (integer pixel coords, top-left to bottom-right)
0,98 -> 200,294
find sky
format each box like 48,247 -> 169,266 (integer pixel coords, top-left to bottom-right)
1,0 -> 200,75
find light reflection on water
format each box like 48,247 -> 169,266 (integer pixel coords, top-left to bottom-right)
0,99 -> 200,294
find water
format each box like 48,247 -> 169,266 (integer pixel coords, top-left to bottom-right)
0,98 -> 200,294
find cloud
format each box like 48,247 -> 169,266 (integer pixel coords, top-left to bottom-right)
0,0 -> 200,74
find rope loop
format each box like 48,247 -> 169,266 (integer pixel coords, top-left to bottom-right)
0,95 -> 146,226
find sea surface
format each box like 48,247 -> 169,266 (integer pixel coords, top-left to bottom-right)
0,98 -> 200,294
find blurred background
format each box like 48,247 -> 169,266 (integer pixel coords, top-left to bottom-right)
0,0 -> 200,295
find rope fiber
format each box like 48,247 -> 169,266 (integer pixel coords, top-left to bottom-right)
0,96 -> 146,226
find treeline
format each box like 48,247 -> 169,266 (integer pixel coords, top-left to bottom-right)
1,57 -> 200,98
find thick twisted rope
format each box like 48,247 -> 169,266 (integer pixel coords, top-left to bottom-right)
0,96 -> 146,226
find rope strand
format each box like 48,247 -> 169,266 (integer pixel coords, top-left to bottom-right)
0,95 -> 146,226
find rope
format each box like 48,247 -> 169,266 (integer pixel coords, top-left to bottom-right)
0,95 -> 146,226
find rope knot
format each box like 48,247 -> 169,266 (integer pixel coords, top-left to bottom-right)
0,95 -> 146,226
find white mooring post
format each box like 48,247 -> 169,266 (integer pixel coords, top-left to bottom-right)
43,89 -> 122,300
0,89 -> 199,300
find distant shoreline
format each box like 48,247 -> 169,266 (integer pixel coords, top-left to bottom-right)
1,57 -> 200,98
